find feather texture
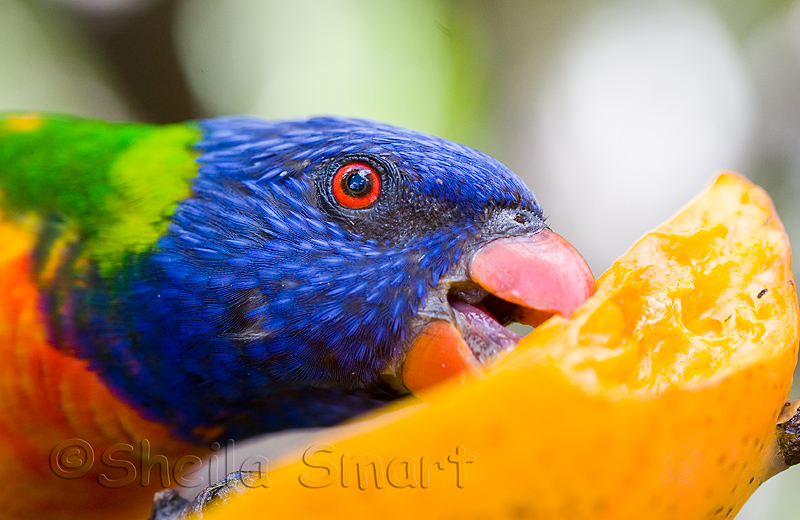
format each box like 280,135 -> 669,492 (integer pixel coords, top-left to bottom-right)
0,112 -> 550,519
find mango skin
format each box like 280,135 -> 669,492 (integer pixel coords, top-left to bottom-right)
206,174 -> 799,520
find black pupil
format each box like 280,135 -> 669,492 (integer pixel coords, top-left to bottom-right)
344,169 -> 372,197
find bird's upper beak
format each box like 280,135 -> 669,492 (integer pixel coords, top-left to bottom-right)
401,228 -> 595,393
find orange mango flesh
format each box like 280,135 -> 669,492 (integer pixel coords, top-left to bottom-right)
206,173 -> 799,520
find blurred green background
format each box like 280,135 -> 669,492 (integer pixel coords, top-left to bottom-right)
3,0 -> 800,516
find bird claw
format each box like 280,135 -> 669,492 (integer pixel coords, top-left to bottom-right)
148,471 -> 257,520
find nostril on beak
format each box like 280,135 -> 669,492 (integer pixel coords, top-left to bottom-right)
513,212 -> 529,225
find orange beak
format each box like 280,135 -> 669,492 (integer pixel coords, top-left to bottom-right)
401,228 -> 595,393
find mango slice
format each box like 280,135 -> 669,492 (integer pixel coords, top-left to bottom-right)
206,173 -> 799,520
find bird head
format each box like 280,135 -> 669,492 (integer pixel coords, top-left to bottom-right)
162,116 -> 594,409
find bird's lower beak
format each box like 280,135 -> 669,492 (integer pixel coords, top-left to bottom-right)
402,229 -> 595,393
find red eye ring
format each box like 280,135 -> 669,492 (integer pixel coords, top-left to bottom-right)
332,162 -> 381,209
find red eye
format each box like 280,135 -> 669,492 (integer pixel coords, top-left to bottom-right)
332,162 -> 381,209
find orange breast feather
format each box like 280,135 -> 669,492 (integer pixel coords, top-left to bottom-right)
0,216 -> 200,520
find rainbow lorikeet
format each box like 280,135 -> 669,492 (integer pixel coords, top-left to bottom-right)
0,113 -> 593,519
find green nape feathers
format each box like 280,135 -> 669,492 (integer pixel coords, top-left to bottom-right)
0,113 -> 200,275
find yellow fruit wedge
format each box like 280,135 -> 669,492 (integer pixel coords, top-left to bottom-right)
205,173 -> 800,520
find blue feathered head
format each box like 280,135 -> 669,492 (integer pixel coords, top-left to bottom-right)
130,116 -> 594,439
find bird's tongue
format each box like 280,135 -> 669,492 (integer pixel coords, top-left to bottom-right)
450,300 -> 521,364
402,228 -> 594,394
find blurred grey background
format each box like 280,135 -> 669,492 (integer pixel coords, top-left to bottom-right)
2,0 -> 800,516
